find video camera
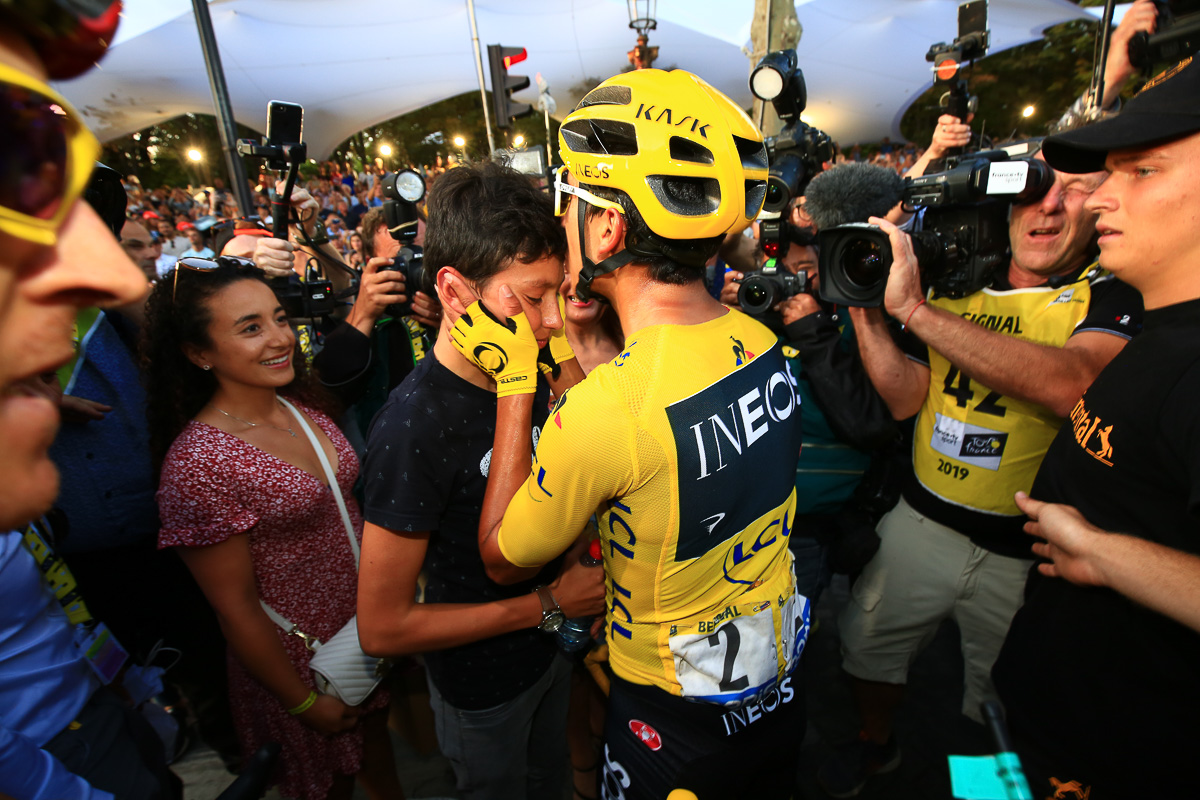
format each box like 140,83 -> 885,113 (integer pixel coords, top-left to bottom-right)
1129,0 -> 1200,70
750,49 -> 834,261
237,101 -> 338,320
817,145 -> 1054,307
377,169 -> 427,317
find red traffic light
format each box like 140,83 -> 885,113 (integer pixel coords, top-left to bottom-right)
503,48 -> 528,69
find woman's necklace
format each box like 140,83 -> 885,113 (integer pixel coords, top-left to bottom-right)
213,400 -> 296,438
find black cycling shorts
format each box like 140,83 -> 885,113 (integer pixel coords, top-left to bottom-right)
601,670 -> 804,800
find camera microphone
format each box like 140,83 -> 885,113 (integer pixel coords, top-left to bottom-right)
803,163 -> 906,231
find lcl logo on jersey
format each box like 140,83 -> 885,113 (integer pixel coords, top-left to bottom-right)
628,720 -> 662,751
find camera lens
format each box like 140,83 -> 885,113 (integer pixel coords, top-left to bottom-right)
738,277 -> 778,316
841,239 -> 888,288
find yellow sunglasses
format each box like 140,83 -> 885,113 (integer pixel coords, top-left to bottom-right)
0,61 -> 101,247
553,166 -> 625,217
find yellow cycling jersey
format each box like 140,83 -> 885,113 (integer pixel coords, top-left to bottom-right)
498,310 -> 808,706
913,266 -> 1115,516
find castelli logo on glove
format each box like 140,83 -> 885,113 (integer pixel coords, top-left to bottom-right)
471,343 -> 509,376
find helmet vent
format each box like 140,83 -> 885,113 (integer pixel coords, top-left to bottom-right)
668,137 -> 714,165
577,85 -> 632,108
646,175 -> 721,217
744,180 -> 767,218
733,135 -> 769,171
561,119 -> 638,157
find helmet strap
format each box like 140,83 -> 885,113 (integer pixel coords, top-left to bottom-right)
574,199 -> 635,303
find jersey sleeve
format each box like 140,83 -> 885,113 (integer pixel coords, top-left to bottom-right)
1074,275 -> 1143,339
361,399 -> 455,533
497,382 -> 635,568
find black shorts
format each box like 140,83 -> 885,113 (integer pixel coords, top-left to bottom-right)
601,670 -> 804,800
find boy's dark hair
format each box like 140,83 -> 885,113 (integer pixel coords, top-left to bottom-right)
423,160 -> 567,294
579,183 -> 722,285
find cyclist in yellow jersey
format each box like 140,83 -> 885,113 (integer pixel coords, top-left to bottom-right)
817,132 -> 1143,793
443,69 -> 808,800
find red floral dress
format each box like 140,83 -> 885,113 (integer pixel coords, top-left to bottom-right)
157,400 -> 387,800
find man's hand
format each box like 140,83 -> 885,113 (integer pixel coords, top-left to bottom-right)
550,539 -> 607,619
1015,491 -> 1109,587
1105,0 -> 1158,107
274,179 -> 321,238
869,215 -> 925,323
926,114 -> 972,161
61,396 -> 112,423
410,290 -> 443,329
450,289 -> 540,397
720,270 -> 743,309
778,292 -> 822,325
252,236 -> 298,278
344,256 -> 407,334
297,693 -> 362,736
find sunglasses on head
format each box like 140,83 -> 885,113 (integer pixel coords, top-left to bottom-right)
552,167 -> 625,218
0,62 -> 101,246
172,255 -> 257,302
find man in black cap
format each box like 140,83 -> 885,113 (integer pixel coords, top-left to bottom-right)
992,55 -> 1200,799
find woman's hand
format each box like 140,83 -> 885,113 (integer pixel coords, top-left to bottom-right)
297,693 -> 362,736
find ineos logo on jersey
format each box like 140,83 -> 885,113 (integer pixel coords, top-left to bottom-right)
472,343 -> 508,376
667,342 -> 803,561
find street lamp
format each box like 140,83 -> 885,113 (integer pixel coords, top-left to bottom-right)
1022,105 -> 1036,118
187,148 -> 203,162
452,135 -> 466,149
512,134 -> 525,149
379,143 -> 392,157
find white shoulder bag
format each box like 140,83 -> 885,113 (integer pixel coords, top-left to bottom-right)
257,398 -> 390,707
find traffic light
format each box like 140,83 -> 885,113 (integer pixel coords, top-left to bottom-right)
487,44 -> 533,129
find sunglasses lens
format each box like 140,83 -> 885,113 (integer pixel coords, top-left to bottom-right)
554,169 -> 570,217
0,84 -> 70,220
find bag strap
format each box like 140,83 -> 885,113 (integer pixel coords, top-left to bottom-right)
257,398 -> 360,647
278,397 -> 360,568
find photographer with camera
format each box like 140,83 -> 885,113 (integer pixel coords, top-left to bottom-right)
819,136 -> 1143,792
989,55 -> 1200,799
728,211 -> 899,606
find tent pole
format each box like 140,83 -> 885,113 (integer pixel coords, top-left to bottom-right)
191,0 -> 254,217
466,0 -> 497,156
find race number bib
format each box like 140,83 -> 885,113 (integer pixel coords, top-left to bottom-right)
668,586 -> 809,707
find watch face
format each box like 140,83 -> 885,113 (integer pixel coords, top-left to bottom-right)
541,610 -> 566,633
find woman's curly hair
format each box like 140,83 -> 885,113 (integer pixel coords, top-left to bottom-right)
142,259 -> 333,471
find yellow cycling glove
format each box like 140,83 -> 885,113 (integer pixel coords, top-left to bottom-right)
450,300 -> 540,397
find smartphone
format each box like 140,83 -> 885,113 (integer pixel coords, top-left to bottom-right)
958,0 -> 987,40
266,101 -> 303,147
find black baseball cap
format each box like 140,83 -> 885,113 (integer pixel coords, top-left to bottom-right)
1043,55 -> 1200,173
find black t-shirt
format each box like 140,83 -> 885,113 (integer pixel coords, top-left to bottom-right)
361,350 -> 559,710
993,296 -> 1200,795
899,267 -> 1143,557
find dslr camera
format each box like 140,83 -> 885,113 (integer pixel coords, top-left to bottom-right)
737,258 -> 813,317
1129,0 -> 1200,70
817,145 -> 1054,307
750,49 -> 834,260
378,169 -> 427,318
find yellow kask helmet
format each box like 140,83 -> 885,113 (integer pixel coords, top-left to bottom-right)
558,69 -> 769,242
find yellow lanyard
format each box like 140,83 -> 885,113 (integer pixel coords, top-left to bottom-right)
22,519 -> 93,626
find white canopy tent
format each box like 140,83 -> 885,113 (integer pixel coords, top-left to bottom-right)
56,0 -> 1104,158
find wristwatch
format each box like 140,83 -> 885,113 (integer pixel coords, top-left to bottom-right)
533,585 -> 565,633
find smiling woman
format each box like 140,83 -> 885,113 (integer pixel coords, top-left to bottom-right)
140,257 -> 404,799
